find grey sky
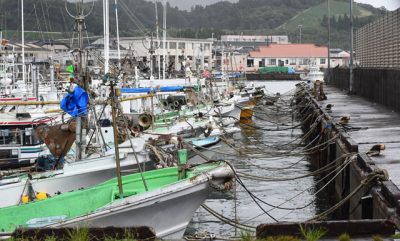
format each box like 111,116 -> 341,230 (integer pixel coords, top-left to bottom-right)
355,0 -> 400,11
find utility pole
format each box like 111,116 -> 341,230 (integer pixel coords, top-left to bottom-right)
327,0 -> 331,83
349,0 -> 354,93
298,25 -> 302,44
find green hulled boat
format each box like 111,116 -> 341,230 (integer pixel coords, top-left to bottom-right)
0,161 -> 233,239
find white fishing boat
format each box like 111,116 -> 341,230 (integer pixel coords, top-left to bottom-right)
0,136 -> 151,208
301,63 -> 325,82
0,161 -> 234,239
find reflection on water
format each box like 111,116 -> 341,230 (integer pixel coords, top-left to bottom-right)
186,81 -> 331,238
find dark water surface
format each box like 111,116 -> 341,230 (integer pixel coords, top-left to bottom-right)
186,81 -> 330,238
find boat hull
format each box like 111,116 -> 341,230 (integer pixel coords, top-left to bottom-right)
51,165 -> 233,239
60,182 -> 210,239
0,154 -> 152,208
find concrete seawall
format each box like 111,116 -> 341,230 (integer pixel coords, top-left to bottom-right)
297,83 -> 400,227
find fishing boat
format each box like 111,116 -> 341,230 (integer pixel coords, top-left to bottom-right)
0,161 -> 234,239
0,131 -> 151,208
300,63 -> 325,82
0,107 -> 60,168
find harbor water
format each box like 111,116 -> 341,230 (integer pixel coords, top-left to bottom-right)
186,81 -> 330,238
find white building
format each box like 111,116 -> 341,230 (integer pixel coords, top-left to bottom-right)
330,49 -> 350,67
118,37 -> 213,72
0,40 -> 51,63
247,43 -> 329,71
221,35 -> 289,44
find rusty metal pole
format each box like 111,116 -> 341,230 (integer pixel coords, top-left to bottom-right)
111,82 -> 124,196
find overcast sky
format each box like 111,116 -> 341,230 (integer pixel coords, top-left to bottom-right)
354,0 -> 399,11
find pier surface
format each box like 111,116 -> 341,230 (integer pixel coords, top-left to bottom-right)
320,85 -> 400,187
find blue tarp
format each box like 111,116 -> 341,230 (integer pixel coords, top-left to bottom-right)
60,86 -> 89,117
120,86 -> 184,93
288,67 -> 296,74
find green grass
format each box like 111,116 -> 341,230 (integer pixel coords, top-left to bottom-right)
265,236 -> 300,241
338,233 -> 351,241
240,231 -> 256,241
372,235 -> 383,241
67,227 -> 90,241
7,228 -> 138,241
277,0 -> 373,32
299,224 -> 327,241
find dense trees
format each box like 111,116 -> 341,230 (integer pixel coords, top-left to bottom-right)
0,0 -> 385,50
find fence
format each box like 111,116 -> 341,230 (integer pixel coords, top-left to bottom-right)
330,68 -> 400,112
355,9 -> 400,68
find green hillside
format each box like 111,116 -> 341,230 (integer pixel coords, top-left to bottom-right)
0,0 -> 386,50
279,0 -> 371,31
273,0 -> 382,49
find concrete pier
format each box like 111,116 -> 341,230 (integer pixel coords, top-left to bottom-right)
298,84 -> 400,227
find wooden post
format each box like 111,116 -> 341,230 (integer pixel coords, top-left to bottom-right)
111,83 -> 123,196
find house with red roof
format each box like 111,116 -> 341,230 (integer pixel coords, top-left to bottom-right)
247,43 -> 329,71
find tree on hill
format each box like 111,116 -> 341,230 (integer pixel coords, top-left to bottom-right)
0,0 -> 387,50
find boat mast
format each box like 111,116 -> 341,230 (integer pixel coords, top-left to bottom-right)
66,0 -> 92,160
155,1 -> 160,80
0,31 -> 4,81
21,0 -> 25,84
114,0 -> 121,69
162,0 -> 166,80
104,0 -> 110,74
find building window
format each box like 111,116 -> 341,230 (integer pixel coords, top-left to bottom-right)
300,58 -> 309,65
285,60 -> 288,64
247,59 -> 254,67
178,42 -> 185,49
169,42 -> 177,49
320,58 -> 326,64
268,59 -> 276,66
